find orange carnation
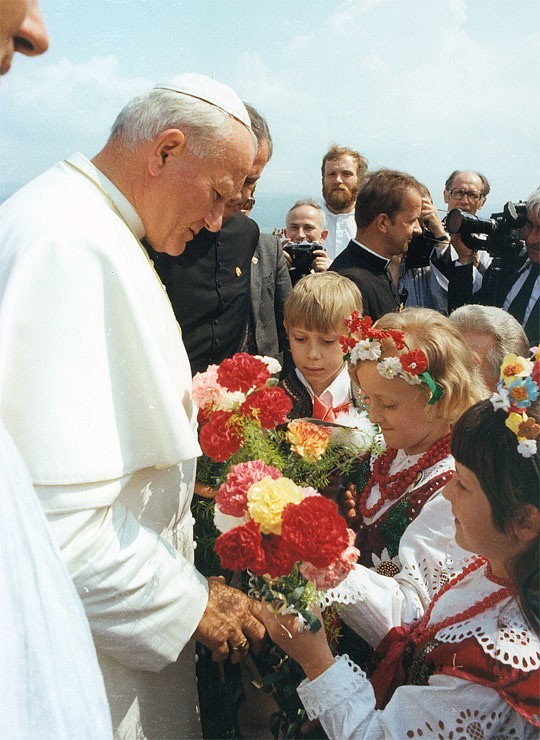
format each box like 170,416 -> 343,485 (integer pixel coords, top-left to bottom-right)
286,420 -> 330,462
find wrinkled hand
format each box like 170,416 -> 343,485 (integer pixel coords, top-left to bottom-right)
312,249 -> 331,272
193,481 -> 219,500
261,602 -> 334,680
194,577 -> 266,663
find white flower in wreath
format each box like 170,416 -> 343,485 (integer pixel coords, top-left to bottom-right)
490,387 -> 510,411
401,370 -> 422,385
376,356 -> 402,379
371,548 -> 402,577
517,438 -> 537,458
350,339 -> 381,364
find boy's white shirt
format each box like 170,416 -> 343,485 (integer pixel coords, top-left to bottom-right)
295,365 -> 351,406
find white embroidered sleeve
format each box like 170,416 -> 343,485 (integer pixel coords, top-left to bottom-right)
297,657 -> 534,739
330,493 -> 471,646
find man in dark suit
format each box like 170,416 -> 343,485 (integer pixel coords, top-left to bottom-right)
500,187 -> 540,344
330,169 -> 423,320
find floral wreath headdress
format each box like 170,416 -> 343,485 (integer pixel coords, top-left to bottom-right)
490,349 -> 540,459
339,312 -> 443,405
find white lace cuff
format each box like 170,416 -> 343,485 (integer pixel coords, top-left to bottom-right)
297,654 -> 369,720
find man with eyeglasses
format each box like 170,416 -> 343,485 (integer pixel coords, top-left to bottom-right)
431,169 -> 492,313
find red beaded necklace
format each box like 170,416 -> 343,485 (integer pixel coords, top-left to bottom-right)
410,557 -> 515,646
358,432 -> 452,518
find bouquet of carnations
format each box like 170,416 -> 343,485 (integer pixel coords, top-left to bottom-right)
193,352 -> 380,494
213,460 -> 360,631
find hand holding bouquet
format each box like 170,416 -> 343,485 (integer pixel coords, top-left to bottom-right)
213,461 -> 359,631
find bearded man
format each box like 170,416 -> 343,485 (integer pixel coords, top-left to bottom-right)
321,144 -> 369,261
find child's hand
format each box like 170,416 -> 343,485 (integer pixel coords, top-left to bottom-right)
261,602 -> 335,680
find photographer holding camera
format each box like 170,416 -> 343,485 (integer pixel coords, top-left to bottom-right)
498,187 -> 539,343
282,199 -> 330,285
430,170 -> 492,313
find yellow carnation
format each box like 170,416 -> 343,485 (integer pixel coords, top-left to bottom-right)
286,419 -> 330,462
505,411 -> 528,438
500,353 -> 531,386
247,475 -> 304,535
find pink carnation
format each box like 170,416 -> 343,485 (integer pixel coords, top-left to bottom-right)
192,365 -> 221,410
216,460 -> 281,517
299,530 -> 359,590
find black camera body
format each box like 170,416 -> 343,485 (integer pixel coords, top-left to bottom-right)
446,200 -> 527,259
283,240 -> 323,280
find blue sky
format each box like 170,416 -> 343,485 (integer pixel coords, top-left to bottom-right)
1,0 -> 539,227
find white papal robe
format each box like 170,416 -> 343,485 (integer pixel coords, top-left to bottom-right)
0,153 -> 209,739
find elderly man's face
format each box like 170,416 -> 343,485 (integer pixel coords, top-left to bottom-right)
524,209 -> 540,264
144,121 -> 255,256
0,0 -> 48,75
444,172 -> 486,215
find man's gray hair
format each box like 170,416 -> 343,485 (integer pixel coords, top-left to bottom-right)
450,304 -> 529,384
445,170 -> 491,197
108,87 -> 236,158
286,199 -> 327,229
526,185 -> 540,223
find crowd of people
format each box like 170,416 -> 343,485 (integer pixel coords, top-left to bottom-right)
1,2 -> 539,739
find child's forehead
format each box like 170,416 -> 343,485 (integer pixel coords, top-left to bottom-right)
289,324 -> 340,338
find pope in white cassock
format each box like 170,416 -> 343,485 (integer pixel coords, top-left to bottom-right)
0,74 -> 265,739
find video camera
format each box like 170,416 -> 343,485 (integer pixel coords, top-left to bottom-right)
446,200 -> 527,259
283,239 -> 324,280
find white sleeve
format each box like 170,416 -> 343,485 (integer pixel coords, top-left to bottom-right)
39,477 -> 209,673
331,492 -> 469,647
297,655 -> 533,740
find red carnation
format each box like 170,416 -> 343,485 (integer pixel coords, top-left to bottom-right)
400,349 -> 428,376
531,360 -> 540,387
240,386 -> 293,429
280,496 -> 349,568
261,535 -> 298,578
215,519 -> 266,573
199,410 -> 243,462
217,353 -> 270,393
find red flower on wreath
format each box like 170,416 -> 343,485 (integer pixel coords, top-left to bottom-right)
240,386 -> 292,428
217,353 -> 270,394
400,349 -> 428,376
215,519 -> 266,573
280,496 -> 349,568
200,410 -> 243,462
